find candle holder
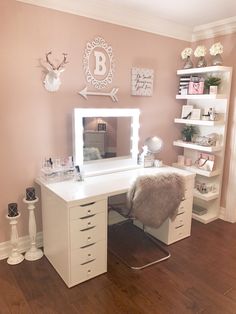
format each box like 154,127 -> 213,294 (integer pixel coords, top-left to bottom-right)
23,197 -> 43,261
6,213 -> 24,265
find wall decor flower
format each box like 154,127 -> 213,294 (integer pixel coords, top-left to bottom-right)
209,42 -> 223,56
209,42 -> 223,66
181,47 -> 193,69
194,45 -> 207,68
194,46 -> 207,57
181,48 -> 193,60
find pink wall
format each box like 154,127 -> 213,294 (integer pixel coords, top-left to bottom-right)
0,0 -> 190,243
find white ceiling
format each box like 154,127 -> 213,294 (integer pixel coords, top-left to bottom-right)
104,0 -> 236,27
16,0 -> 236,41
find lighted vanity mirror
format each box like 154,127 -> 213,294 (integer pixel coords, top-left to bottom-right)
73,108 -> 140,176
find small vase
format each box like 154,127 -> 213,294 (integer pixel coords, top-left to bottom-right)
209,86 -> 218,95
212,53 -> 223,66
184,135 -> 192,142
183,56 -> 193,69
196,56 -> 207,68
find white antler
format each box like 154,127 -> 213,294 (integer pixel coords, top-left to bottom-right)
56,53 -> 68,70
43,51 -> 68,92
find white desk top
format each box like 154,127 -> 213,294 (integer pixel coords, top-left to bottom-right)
37,166 -> 194,206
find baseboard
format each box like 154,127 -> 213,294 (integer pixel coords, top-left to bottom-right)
0,232 -> 43,261
219,207 -> 226,220
219,207 -> 236,223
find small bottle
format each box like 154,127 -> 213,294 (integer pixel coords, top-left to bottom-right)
74,165 -> 84,181
209,108 -> 216,121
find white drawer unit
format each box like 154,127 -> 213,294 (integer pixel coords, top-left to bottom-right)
143,177 -> 194,245
40,187 -> 107,288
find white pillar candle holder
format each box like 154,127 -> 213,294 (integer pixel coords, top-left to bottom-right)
6,213 -> 24,265
23,197 -> 43,261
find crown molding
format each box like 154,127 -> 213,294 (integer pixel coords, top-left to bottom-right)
16,0 -> 192,41
15,1 -> 236,42
192,16 -> 236,41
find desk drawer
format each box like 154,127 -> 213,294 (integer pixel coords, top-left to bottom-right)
177,198 -> 192,215
169,222 -> 191,243
71,240 -> 106,266
77,215 -> 98,231
184,178 -> 194,199
70,212 -> 107,249
70,199 -> 106,220
70,250 -> 107,286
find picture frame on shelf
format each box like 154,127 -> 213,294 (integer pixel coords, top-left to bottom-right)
190,109 -> 201,120
97,123 -> 106,131
181,105 -> 193,119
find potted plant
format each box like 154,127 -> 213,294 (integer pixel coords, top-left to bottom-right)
204,76 -> 221,94
181,125 -> 197,142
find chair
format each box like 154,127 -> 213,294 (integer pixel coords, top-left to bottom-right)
108,173 -> 185,270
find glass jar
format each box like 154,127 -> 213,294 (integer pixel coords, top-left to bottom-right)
183,56 -> 193,69
212,53 -> 223,66
196,56 -> 207,67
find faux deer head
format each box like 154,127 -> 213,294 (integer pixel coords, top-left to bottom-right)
43,51 -> 68,92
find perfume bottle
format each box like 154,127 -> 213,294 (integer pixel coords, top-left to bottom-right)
74,165 -> 84,181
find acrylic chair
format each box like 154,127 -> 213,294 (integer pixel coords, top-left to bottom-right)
108,173 -> 184,270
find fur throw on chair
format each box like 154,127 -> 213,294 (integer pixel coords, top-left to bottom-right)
127,173 -> 185,228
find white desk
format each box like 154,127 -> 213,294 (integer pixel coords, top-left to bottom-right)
37,166 -> 195,287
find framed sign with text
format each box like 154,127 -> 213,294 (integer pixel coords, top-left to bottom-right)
131,67 -> 154,96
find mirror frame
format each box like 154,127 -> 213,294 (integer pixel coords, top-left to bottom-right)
73,108 -> 140,176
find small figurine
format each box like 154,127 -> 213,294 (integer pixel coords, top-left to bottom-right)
138,145 -> 149,165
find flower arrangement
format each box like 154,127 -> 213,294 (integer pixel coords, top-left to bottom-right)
209,42 -> 223,56
194,46 -> 207,57
181,47 -> 193,60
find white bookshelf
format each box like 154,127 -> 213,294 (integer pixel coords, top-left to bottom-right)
172,163 -> 221,177
176,94 -> 227,100
174,118 -> 224,126
173,140 -> 222,152
174,66 -> 232,224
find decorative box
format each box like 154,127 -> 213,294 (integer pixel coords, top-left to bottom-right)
188,81 -> 204,95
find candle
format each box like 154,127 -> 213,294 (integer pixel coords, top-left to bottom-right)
26,187 -> 36,201
8,203 -> 18,217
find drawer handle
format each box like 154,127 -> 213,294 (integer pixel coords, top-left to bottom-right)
175,224 -> 184,229
88,222 -> 91,225
81,226 -> 95,231
80,243 -> 95,249
80,214 -> 95,219
80,202 -> 95,207
88,236 -> 91,240
88,253 -> 91,257
81,259 -> 96,266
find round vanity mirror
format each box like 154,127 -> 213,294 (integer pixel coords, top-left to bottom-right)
144,136 -> 163,153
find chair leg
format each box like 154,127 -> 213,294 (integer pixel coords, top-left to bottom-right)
108,221 -> 171,270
